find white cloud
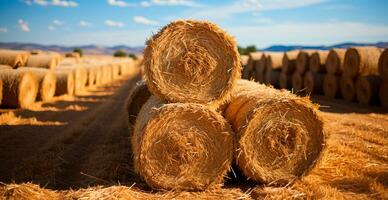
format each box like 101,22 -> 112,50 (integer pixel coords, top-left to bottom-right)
53,19 -> 63,25
105,20 -> 125,27
140,1 -> 151,7
48,25 -> 56,31
133,16 -> 158,25
150,0 -> 200,7
0,28 -> 8,33
79,20 -> 92,27
107,0 -> 135,7
23,0 -> 78,7
226,21 -> 388,48
18,19 -> 30,32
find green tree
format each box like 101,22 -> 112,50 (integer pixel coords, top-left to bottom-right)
113,50 -> 128,57
238,45 -> 257,55
128,53 -> 137,60
73,48 -> 83,57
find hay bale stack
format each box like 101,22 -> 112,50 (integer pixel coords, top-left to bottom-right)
244,52 -> 262,81
25,54 -> 59,69
323,74 -> 341,98
340,76 -> 356,101
265,52 -> 283,87
132,96 -> 234,190
380,81 -> 388,108
87,67 -> 97,87
282,50 -> 300,74
303,72 -> 324,95
240,55 -> 249,67
254,54 -> 267,83
355,75 -> 381,105
292,72 -> 304,93
54,70 -> 74,96
0,69 -> 38,108
95,66 -> 103,85
56,67 -> 86,94
309,50 -> 329,73
296,50 -> 316,74
279,73 -> 292,89
143,20 -> 241,108
343,46 -> 381,78
224,80 -> 325,185
378,49 -> 388,79
0,49 -> 29,68
326,48 -> 346,74
17,67 -> 57,101
126,80 -> 151,127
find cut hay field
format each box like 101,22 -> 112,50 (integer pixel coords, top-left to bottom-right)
0,73 -> 387,199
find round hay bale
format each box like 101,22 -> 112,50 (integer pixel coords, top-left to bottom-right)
292,72 -> 304,93
326,48 -> 346,74
245,52 -> 262,81
17,67 -> 57,101
282,50 -> 300,74
343,46 -> 381,78
323,74 -> 341,98
25,54 -> 58,69
0,69 -> 38,108
54,70 -> 75,96
87,67 -> 97,87
265,52 -> 283,87
254,54 -> 267,83
132,96 -> 234,190
56,67 -> 86,94
0,49 -> 29,68
143,20 -> 241,107
309,50 -> 329,73
303,72 -> 324,95
296,50 -> 316,74
378,49 -> 388,79
379,81 -> 388,108
224,80 -> 325,185
126,80 -> 151,128
112,64 -> 120,80
279,72 -> 292,89
340,76 -> 356,102
0,65 -> 13,70
240,55 -> 249,67
355,75 -> 381,105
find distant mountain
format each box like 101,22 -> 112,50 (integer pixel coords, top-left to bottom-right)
263,42 -> 388,52
0,42 -> 144,55
0,41 -> 387,55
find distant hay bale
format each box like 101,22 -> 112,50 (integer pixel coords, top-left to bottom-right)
355,75 -> 381,105
94,66 -> 103,85
0,69 -> 38,108
303,72 -> 324,95
244,52 -> 262,80
296,50 -> 315,74
380,81 -> 388,108
326,48 -> 346,74
102,65 -> 112,84
279,72 -> 292,89
132,96 -> 234,190
25,54 -> 59,69
378,49 -> 388,79
282,50 -> 300,74
340,76 -> 356,101
143,20 -> 241,107
240,55 -> 249,67
343,46 -> 381,78
323,74 -> 341,98
56,67 -> 86,94
292,72 -> 304,93
309,50 -> 329,73
254,53 -> 267,83
54,70 -> 74,96
87,67 -> 97,87
0,49 -> 29,68
112,64 -> 120,80
126,80 -> 151,127
265,52 -> 283,87
17,67 -> 57,101
224,80 -> 325,185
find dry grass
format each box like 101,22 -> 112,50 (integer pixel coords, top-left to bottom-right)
0,112 -> 65,126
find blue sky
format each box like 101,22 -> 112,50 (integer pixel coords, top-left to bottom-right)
0,0 -> 387,48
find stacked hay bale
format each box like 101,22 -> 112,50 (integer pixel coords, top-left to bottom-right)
25,54 -> 60,69
240,55 -> 249,77
378,49 -> 388,108
323,48 -> 346,98
253,53 -> 267,83
127,20 -> 325,191
17,67 -> 57,101
341,46 -> 382,104
303,50 -> 328,95
0,65 -> 38,108
264,52 -> 283,88
292,50 -> 316,94
243,52 -> 262,81
280,50 -> 299,89
0,49 -> 30,68
131,20 -> 240,190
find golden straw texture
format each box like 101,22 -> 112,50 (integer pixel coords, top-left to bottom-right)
0,49 -> 29,68
25,54 -> 59,69
54,70 -> 74,96
17,67 -> 57,101
326,48 -> 346,74
343,46 -> 382,78
265,52 -> 283,87
224,80 -> 325,185
296,50 -> 316,74
309,50 -> 329,73
132,96 -> 234,190
143,20 -> 241,108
